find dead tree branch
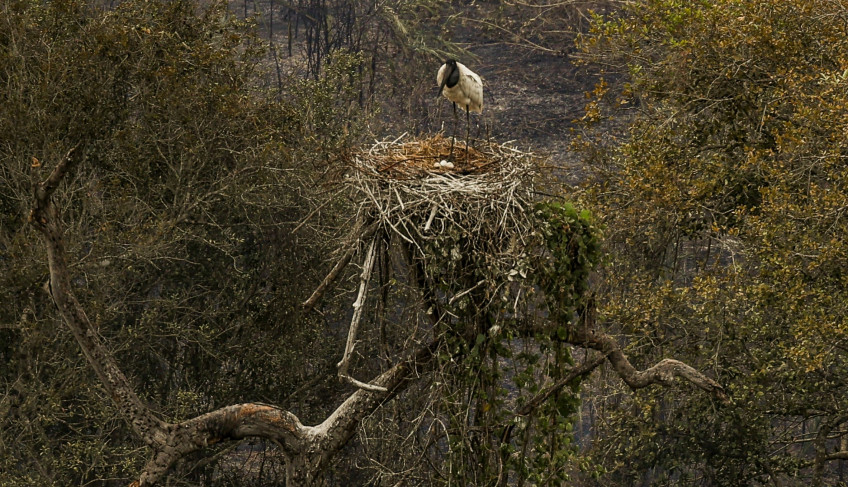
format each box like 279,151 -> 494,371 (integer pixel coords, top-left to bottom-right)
302,218 -> 378,313
516,353 -> 608,417
30,154 -> 440,486
516,321 -> 727,404
338,233 -> 387,392
29,148 -> 169,448
571,327 -> 729,403
131,338 -> 440,486
825,450 -> 848,461
498,353 -> 607,453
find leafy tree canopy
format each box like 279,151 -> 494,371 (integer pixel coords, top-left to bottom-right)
576,0 -> 848,484
0,0 -> 362,483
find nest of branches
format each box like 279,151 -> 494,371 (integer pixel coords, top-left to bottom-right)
314,133 -> 543,390
348,133 -> 540,265
359,133 -> 502,177
304,134 -> 544,391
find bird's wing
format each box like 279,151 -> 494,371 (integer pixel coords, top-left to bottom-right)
464,73 -> 483,112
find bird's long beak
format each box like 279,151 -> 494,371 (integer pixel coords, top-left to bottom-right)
438,77 -> 447,97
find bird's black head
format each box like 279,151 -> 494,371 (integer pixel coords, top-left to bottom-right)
438,59 -> 460,95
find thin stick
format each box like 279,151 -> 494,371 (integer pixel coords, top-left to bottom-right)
450,102 -> 457,161
302,220 -> 378,312
337,234 -> 387,392
341,375 -> 388,392
423,204 -> 438,233
291,197 -> 333,235
516,354 -> 607,416
448,279 -> 487,305
465,106 -> 470,164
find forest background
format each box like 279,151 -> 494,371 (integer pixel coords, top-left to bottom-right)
3,0 -> 848,485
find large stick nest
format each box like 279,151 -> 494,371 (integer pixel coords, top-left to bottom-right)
348,134 -> 541,274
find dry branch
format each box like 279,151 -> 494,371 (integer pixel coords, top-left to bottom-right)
516,353 -> 608,416
30,149 -> 169,448
337,234 -> 388,392
572,328 -> 729,403
825,450 -> 848,460
302,218 -> 378,313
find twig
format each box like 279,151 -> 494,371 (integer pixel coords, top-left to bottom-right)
516,353 -> 607,416
423,204 -> 439,233
448,280 -> 487,305
302,219 -> 378,312
291,197 -> 333,235
337,235 -> 387,392
340,374 -> 388,393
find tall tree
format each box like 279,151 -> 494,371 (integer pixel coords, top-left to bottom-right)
576,0 -> 848,484
0,0 -> 354,483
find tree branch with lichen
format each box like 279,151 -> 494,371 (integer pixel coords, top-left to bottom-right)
29,145 -> 170,448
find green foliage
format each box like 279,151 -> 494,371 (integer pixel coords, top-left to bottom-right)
534,200 -> 602,325
576,0 -> 848,484
400,197 -> 602,485
0,0 -> 360,484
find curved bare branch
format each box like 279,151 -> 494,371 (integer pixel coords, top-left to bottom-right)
30,151 -> 169,448
31,159 -> 443,485
133,404 -> 309,486
572,328 -> 729,403
517,319 -> 728,404
133,338 -> 439,486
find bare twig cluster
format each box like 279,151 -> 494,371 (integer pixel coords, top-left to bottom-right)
348,133 -> 540,266
321,134 -> 543,390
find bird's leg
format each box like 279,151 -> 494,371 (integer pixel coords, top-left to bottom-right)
437,98 -> 444,133
473,114 -> 486,147
449,101 -> 457,161
485,119 -> 491,146
465,106 -> 471,163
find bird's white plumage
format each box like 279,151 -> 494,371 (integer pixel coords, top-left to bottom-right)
437,62 -> 483,113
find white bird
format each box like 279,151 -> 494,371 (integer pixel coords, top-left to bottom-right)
437,59 -> 483,161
